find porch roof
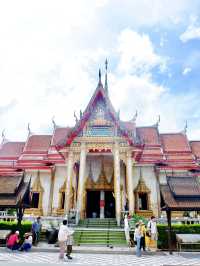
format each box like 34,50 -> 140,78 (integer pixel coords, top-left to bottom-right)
160,176 -> 200,211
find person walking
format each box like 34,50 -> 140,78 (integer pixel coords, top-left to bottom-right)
139,220 -> 146,251
134,223 -> 142,257
31,216 -> 41,246
58,220 -> 74,261
124,215 -> 130,245
66,230 -> 74,260
147,216 -> 158,251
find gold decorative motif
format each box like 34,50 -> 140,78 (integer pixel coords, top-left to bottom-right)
85,169 -> 114,191
25,171 -> 44,216
134,177 -> 150,193
135,210 -> 153,218
134,172 -> 151,212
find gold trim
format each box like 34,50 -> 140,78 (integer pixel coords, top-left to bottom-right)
25,171 -> 44,216
134,176 -> 151,212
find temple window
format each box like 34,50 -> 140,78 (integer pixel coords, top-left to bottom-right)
25,171 -> 44,216
134,176 -> 151,212
31,192 -> 40,208
61,192 -> 65,210
138,192 -> 148,210
58,180 -> 66,213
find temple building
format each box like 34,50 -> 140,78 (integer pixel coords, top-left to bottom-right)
0,68 -> 200,225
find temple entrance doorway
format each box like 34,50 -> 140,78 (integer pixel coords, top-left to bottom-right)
86,190 -> 100,218
104,191 -> 115,218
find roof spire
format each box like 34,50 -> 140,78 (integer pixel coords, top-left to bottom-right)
131,110 -> 138,122
154,115 -> 160,127
98,68 -> 102,85
27,123 -> 32,137
1,129 -> 8,145
105,59 -> 108,93
52,116 -> 57,130
184,120 -> 188,134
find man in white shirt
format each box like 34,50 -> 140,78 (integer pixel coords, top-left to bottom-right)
58,220 -> 74,261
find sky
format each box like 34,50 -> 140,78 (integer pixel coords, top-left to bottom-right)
1,0 -> 200,141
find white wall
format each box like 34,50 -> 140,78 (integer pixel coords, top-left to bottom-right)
24,170 -> 51,216
39,171 -> 51,216
52,166 -> 67,209
132,165 -> 159,216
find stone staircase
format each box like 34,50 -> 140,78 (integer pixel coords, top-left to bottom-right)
78,218 -> 118,228
74,218 -> 127,246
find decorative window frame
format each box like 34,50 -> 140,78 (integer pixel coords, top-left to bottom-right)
25,171 -> 44,216
134,177 -> 151,211
57,180 -> 76,216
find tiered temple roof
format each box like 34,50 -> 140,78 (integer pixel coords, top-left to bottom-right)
0,73 -> 200,174
0,125 -> 199,173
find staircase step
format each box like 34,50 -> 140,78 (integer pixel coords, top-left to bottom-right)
75,218 -> 126,246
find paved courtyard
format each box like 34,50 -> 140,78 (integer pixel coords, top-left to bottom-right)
0,252 -> 200,266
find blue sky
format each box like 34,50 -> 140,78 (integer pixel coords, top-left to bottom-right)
0,0 -> 200,140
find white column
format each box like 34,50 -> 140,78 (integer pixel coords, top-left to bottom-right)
64,151 -> 74,214
126,152 -> 134,214
77,142 -> 86,219
100,190 -> 105,219
48,167 -> 56,215
114,142 -> 121,226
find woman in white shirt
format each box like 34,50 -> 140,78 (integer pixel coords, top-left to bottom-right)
134,223 -> 142,257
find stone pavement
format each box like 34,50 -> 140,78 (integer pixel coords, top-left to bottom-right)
0,251 -> 200,265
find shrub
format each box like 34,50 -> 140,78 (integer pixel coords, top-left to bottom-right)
129,214 -> 148,230
0,220 -> 32,238
157,224 -> 200,250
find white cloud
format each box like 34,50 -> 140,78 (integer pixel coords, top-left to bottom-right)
180,16 -> 200,42
0,0 -> 199,141
180,24 -> 200,42
117,29 -> 166,75
182,67 -> 192,75
104,0 -> 200,28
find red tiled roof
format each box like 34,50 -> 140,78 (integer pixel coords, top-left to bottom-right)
167,176 -> 200,197
190,141 -> 200,159
51,127 -> 71,146
24,135 -> 52,152
161,133 -> 191,152
136,127 -> 160,145
0,142 -> 25,158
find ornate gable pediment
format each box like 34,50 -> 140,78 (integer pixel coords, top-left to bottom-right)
134,177 -> 150,193
57,73 -> 134,147
85,165 -> 114,190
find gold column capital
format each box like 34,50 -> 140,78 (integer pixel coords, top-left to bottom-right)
126,151 -> 132,159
